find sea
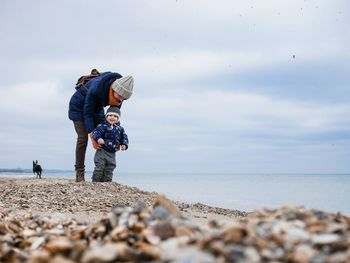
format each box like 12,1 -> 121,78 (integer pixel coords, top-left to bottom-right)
1,171 -> 349,215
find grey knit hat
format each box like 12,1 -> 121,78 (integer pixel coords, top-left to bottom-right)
111,75 -> 134,100
106,106 -> 121,119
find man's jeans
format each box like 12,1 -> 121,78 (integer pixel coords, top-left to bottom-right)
73,121 -> 88,176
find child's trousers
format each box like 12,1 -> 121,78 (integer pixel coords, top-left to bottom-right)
92,149 -> 116,182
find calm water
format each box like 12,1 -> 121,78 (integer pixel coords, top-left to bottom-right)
1,172 -> 349,214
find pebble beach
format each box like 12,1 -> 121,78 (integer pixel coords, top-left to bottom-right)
0,177 -> 349,262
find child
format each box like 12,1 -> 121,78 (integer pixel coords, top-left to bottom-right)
91,106 -> 129,182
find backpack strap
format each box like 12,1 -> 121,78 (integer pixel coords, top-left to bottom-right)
75,69 -> 100,90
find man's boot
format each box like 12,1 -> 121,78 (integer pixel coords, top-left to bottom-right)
76,168 -> 85,182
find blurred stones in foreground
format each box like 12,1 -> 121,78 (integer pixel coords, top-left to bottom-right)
0,196 -> 349,263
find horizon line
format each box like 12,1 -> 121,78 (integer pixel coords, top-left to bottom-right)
0,168 -> 349,175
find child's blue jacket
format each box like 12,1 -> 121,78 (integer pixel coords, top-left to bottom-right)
68,72 -> 122,133
92,121 -> 129,152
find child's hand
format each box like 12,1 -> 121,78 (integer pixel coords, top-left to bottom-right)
120,145 -> 127,151
97,138 -> 105,145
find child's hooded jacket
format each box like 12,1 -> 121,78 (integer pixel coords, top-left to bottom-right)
92,122 -> 128,152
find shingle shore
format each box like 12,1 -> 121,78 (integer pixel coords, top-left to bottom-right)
0,178 -> 349,262
0,178 -> 246,220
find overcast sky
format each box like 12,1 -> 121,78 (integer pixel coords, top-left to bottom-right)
0,0 -> 349,173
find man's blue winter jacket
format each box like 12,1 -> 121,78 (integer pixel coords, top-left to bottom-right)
92,121 -> 129,152
68,72 -> 122,133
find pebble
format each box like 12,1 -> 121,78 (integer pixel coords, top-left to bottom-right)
0,178 -> 349,262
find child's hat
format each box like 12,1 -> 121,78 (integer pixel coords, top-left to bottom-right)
111,75 -> 134,100
106,106 -> 121,119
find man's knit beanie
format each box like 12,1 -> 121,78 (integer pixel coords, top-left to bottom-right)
111,75 -> 134,100
106,106 -> 121,120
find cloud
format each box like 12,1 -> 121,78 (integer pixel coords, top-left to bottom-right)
0,0 -> 349,173
0,81 -> 68,117
126,89 -> 350,150
2,78 -> 348,173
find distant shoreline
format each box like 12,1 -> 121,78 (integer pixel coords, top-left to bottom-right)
0,169 -> 74,173
1,169 -> 349,175
0,168 -> 32,173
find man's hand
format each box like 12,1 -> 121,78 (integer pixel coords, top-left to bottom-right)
89,133 -> 101,150
97,138 -> 105,145
120,145 -> 127,151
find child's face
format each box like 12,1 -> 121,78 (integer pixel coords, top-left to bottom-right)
106,114 -> 119,125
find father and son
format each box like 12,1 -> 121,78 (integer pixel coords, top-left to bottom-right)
68,69 -> 133,182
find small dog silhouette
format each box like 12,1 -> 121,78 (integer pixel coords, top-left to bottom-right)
33,160 -> 43,179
